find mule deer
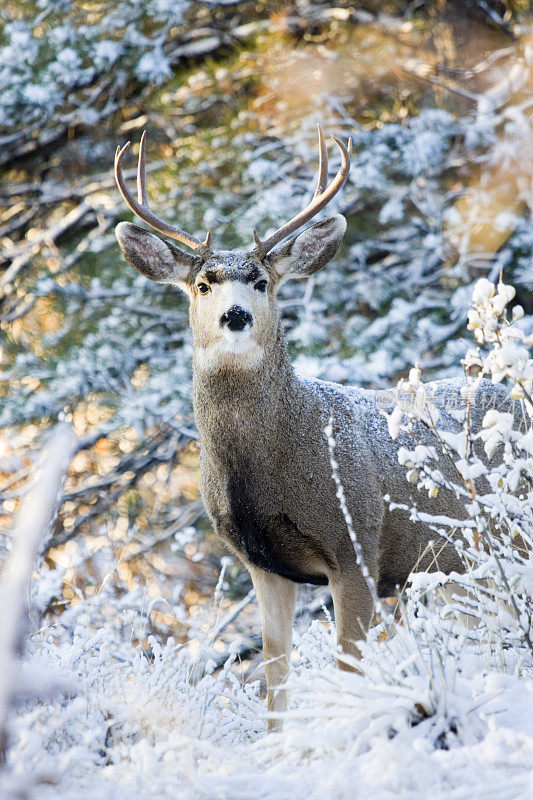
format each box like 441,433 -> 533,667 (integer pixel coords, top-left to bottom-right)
114,127 -> 509,730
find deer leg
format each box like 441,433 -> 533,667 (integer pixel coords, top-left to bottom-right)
329,569 -> 374,670
249,567 -> 296,732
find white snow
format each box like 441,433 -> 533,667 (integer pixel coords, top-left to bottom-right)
2,570 -> 531,800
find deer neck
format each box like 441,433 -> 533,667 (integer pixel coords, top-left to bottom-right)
192,322 -> 300,455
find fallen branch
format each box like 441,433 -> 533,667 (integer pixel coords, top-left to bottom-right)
0,424 -> 74,765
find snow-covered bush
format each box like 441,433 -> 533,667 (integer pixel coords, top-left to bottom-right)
385,277 -> 532,663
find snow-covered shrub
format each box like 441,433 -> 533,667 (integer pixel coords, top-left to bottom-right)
3,576 -> 264,799
386,277 -> 532,663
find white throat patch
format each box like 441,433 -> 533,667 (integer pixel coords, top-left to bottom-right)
195,334 -> 264,372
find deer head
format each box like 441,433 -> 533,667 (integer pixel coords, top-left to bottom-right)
115,127 -> 350,370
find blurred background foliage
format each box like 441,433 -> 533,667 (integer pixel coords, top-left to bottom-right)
1,0 -> 533,667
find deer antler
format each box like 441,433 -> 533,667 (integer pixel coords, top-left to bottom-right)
253,125 -> 351,259
114,131 -> 212,257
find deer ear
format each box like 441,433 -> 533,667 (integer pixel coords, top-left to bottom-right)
267,215 -> 346,283
115,222 -> 201,286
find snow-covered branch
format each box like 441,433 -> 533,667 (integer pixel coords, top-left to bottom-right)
0,425 -> 74,765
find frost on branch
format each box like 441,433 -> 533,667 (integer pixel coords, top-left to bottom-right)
386,277 -> 532,659
0,425 -> 74,766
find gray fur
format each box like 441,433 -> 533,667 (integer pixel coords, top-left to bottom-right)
196,327 -> 508,608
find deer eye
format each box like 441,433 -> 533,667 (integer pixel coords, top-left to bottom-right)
197,282 -> 210,294
254,280 -> 267,293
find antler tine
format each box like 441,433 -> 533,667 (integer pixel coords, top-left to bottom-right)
137,130 -> 148,205
114,132 -> 212,256
313,124 -> 328,199
253,129 -> 351,259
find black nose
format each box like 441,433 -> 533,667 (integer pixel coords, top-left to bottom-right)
220,305 -> 253,332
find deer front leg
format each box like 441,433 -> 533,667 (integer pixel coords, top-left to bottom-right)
249,567 -> 296,732
329,568 -> 374,670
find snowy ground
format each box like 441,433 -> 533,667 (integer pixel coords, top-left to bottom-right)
1,550 -> 531,800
